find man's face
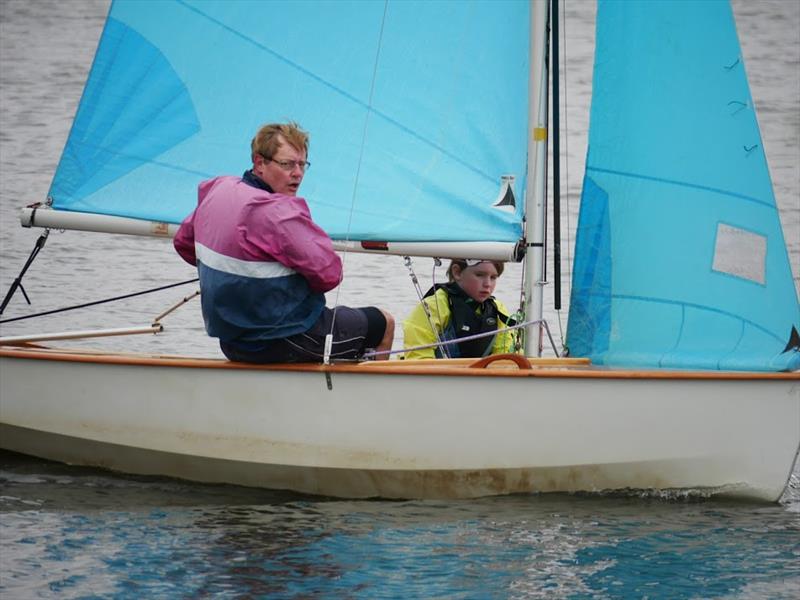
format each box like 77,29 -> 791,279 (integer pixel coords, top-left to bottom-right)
253,136 -> 307,196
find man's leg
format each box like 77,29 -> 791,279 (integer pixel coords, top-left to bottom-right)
372,309 -> 394,360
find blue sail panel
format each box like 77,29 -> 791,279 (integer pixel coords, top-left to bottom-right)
48,0 -> 529,244
567,0 -> 800,371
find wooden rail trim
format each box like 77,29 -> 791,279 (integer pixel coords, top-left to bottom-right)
1,346 -> 798,381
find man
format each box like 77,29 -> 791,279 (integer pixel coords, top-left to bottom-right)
174,122 -> 394,363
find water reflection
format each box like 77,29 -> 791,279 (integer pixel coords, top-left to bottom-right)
2,450 -> 799,598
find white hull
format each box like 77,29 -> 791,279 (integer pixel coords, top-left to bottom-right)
1,347 -> 798,501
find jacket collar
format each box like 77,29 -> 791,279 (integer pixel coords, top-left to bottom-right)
242,169 -> 274,193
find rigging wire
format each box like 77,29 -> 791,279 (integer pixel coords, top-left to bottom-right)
429,258 -> 452,358
0,230 -> 49,315
403,256 -> 449,358
365,317 -> 559,360
0,278 -> 199,325
325,0 -> 390,363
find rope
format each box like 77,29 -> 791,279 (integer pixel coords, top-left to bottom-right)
404,256 -> 449,357
326,0 -> 389,363
363,318 -> 560,360
0,278 -> 199,324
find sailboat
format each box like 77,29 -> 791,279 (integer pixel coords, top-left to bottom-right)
1,0 -> 798,502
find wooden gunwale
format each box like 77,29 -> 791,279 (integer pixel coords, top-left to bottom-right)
1,346 -> 798,381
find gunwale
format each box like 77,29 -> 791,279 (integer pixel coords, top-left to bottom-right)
2,346 -> 797,381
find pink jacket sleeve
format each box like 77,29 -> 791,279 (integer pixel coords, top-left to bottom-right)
245,196 -> 342,294
174,179 -> 219,266
173,209 -> 197,266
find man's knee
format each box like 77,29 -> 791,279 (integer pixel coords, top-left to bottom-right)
379,309 -> 395,346
382,310 -> 395,332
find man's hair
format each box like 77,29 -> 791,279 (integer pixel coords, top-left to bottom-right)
446,259 -> 505,282
251,122 -> 309,161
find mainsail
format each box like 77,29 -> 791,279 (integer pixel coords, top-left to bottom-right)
46,0 -> 529,247
567,0 -> 800,371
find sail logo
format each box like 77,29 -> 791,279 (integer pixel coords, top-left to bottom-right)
493,175 -> 516,213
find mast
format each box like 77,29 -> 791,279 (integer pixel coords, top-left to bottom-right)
524,0 -> 551,356
551,0 -> 562,311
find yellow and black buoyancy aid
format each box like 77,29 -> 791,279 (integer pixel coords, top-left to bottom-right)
423,282 -> 515,358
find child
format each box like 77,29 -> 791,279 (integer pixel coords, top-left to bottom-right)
403,259 -> 517,359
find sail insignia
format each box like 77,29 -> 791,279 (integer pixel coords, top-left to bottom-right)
493,175 -> 516,213
783,326 -> 800,354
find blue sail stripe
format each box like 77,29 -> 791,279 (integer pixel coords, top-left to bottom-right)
586,166 -> 775,210
176,0 -> 496,186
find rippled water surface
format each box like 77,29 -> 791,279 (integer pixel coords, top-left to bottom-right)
2,451 -> 799,599
1,0 -> 799,598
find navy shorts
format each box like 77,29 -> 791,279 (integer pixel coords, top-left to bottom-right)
220,306 -> 387,364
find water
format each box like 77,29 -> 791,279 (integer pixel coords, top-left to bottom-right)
1,1 -> 799,597
1,451 -> 799,599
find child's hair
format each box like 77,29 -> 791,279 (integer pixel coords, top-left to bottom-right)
446,259 -> 505,282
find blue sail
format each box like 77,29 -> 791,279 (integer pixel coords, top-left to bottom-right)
47,0 -> 529,244
567,0 -> 800,371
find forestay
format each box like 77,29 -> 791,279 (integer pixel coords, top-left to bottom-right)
567,0 -> 800,371
47,0 -> 530,246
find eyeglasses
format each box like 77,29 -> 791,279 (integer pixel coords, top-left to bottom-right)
267,157 -> 311,172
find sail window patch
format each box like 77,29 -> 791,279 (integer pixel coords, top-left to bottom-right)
712,223 -> 766,284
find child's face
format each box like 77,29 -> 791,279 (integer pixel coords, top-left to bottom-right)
454,262 -> 499,303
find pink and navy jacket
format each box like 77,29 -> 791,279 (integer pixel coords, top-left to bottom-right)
174,173 -> 342,345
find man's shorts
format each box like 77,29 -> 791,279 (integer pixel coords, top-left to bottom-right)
220,306 -> 387,364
